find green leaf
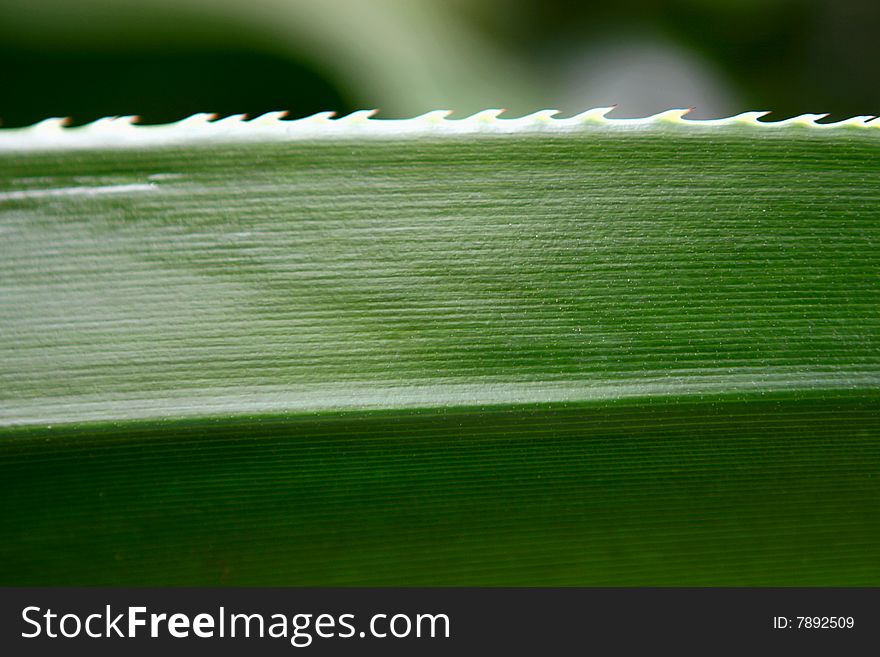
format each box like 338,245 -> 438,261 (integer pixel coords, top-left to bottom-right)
1,110 -> 878,585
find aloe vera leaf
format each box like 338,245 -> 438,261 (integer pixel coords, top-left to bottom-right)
1,110 -> 878,585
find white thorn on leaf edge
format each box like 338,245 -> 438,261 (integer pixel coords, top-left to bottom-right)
0,108 -> 877,151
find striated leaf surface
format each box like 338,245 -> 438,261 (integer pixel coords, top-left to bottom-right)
1,110 -> 878,584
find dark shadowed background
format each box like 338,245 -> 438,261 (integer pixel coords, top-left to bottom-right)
0,0 -> 877,126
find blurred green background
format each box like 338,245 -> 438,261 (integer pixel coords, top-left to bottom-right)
0,0 -> 877,126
